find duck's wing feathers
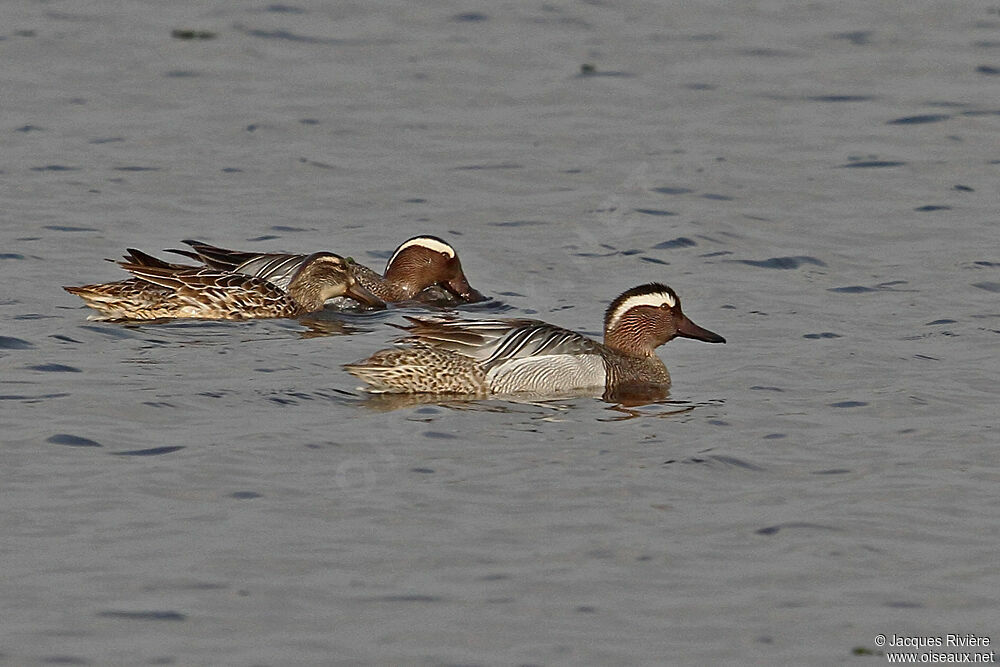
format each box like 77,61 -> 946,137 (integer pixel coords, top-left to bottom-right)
398,316 -> 602,370
118,263 -> 289,303
229,254 -> 309,292
64,277 -> 162,300
173,240 -> 260,270
119,248 -> 197,271
172,240 -> 308,291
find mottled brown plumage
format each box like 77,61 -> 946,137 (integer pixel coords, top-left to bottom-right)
64,252 -> 380,321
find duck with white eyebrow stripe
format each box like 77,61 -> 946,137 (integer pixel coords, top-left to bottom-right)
345,282 -> 725,398
166,235 -> 483,306
386,236 -> 454,264
604,287 -> 676,332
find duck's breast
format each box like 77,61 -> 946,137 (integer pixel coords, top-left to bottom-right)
485,353 -> 607,394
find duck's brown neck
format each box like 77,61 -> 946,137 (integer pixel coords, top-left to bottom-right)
356,263 -> 412,301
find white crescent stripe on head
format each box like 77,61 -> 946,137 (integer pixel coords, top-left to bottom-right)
606,291 -> 676,331
388,237 -> 455,267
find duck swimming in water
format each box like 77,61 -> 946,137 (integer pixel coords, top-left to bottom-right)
345,283 -> 725,396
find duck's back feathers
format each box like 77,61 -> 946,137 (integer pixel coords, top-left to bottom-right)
396,316 -> 603,370
64,262 -> 298,320
120,248 -> 194,271
118,263 -> 286,301
222,254 -> 306,292
170,240 -> 308,292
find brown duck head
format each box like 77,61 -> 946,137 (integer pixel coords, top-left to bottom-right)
603,283 -> 725,357
382,235 -> 483,302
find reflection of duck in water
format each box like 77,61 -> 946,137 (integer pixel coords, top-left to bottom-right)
170,235 -> 483,305
64,250 -> 380,321
352,387 -> 702,415
345,283 -> 725,398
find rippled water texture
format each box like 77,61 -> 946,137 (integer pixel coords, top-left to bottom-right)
3,1 -> 999,664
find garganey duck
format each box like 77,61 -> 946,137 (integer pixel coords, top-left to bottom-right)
169,235 -> 483,305
64,249 -> 380,321
344,283 -> 725,397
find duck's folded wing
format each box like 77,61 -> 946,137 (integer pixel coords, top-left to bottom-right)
120,248 -> 197,271
171,240 -> 307,291
64,277 -> 163,300
176,240 -> 261,269
118,263 -> 289,302
226,254 -> 308,292
400,316 -> 602,369
478,322 -> 603,371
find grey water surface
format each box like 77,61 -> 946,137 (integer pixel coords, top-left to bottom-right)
2,1 -> 999,665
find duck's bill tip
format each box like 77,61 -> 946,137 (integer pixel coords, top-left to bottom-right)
459,287 -> 485,302
677,317 -> 726,344
444,275 -> 484,303
345,282 -> 385,308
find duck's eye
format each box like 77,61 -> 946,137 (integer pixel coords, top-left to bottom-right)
440,251 -> 450,258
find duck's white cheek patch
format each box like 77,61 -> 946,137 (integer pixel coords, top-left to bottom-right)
607,292 -> 676,330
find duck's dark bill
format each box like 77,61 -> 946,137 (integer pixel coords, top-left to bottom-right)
677,317 -> 726,344
444,272 -> 484,303
346,281 -> 385,308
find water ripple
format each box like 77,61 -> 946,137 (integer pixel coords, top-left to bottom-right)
47,434 -> 102,447
734,256 -> 826,270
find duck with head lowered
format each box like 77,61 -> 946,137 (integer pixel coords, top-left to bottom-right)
344,283 -> 725,398
170,234 -> 483,306
64,249 -> 381,321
